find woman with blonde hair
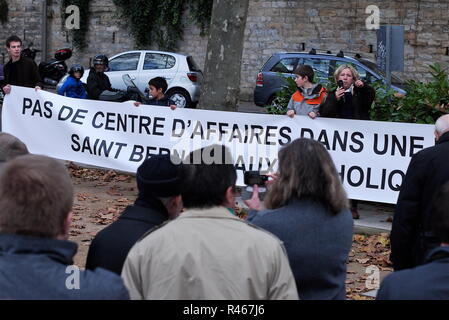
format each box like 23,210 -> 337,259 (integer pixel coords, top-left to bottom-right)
245,138 -> 353,300
320,64 -> 375,120
319,64 -> 376,218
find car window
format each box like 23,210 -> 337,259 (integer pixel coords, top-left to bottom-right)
358,59 -> 403,85
108,53 -> 140,72
187,56 -> 201,72
302,58 -> 330,82
270,58 -> 299,73
143,53 -> 176,70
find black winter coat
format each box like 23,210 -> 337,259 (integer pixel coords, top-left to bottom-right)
85,202 -> 169,275
86,68 -> 114,100
319,84 -> 375,120
390,132 -> 449,270
377,246 -> 449,300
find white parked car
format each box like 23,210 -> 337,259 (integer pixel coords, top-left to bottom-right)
57,50 -> 203,108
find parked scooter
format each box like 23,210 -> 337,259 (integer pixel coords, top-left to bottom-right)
97,74 -> 146,103
38,48 -> 72,87
21,42 -> 72,87
21,42 -> 41,61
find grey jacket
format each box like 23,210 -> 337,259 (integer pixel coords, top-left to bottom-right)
287,83 -> 326,115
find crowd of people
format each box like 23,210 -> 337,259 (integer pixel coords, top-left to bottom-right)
1,114 -> 449,300
2,34 -> 449,300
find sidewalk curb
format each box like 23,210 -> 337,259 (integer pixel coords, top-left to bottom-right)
354,225 -> 390,235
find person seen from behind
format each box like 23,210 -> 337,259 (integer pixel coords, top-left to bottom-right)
0,155 -> 129,299
377,180 -> 449,300
286,65 -> 326,119
85,154 -> 183,275
122,144 -> 298,300
245,138 -> 353,300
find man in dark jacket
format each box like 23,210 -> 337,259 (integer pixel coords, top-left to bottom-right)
390,114 -> 449,270
85,154 -> 183,275
0,155 -> 129,299
1,35 -> 43,131
1,35 -> 43,94
377,181 -> 449,300
86,54 -> 118,100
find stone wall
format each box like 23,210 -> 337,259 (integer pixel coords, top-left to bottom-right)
46,0 -> 136,67
240,0 -> 449,100
0,0 -> 45,65
2,0 -> 449,101
46,0 -> 209,74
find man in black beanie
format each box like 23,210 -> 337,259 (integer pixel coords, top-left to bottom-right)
85,154 -> 183,275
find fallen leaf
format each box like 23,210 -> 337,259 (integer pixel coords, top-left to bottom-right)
69,230 -> 82,236
116,175 -> 132,182
102,170 -> 117,182
356,258 -> 370,264
353,234 -> 366,243
107,188 -> 123,196
107,207 -> 118,214
95,182 -> 108,187
345,279 -> 355,284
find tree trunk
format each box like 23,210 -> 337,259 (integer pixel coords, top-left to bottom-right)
198,0 -> 249,111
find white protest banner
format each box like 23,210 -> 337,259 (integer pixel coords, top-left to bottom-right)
2,86 -> 435,204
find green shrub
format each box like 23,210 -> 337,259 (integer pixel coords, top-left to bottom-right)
372,63 -> 449,124
263,74 -> 295,115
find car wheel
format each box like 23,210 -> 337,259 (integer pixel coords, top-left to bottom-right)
167,89 -> 191,108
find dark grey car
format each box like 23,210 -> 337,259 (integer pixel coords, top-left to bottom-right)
253,51 -> 405,107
